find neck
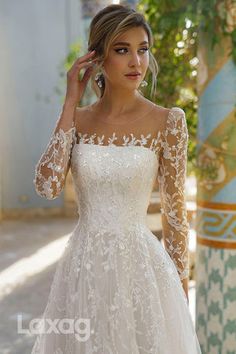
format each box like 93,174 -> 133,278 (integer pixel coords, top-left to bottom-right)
97,86 -> 143,118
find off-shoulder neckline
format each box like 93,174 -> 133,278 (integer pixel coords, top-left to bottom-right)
92,102 -> 157,125
75,105 -> 182,129
73,130 -> 162,152
71,106 -> 185,151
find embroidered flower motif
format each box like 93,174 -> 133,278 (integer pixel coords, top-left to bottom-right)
33,107 -> 189,283
97,135 -> 105,145
34,116 -> 76,200
31,107 -> 193,353
77,131 -> 160,154
157,107 -> 189,280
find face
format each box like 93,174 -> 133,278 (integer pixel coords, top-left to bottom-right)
102,26 -> 150,92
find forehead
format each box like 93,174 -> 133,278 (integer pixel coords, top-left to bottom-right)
112,27 -> 149,45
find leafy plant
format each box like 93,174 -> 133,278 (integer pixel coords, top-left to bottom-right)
138,0 -> 235,176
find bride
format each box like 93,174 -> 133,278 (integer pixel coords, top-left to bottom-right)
32,4 -> 202,353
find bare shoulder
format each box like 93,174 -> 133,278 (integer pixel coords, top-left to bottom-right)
146,102 -> 171,130
151,103 -> 171,118
151,104 -> 185,118
152,104 -> 186,125
144,102 -> 187,137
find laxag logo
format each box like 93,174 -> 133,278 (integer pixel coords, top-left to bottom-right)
17,314 -> 91,342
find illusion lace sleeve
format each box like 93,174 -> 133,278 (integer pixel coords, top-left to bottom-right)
157,107 -> 190,280
33,112 -> 77,200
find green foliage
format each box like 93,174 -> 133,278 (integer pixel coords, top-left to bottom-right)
55,42 -> 83,104
64,43 -> 82,70
138,0 -> 198,174
58,1 -> 235,179
197,0 -> 236,61
138,0 -> 235,176
57,41 -> 95,106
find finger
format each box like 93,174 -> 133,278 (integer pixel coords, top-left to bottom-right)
78,65 -> 93,84
76,63 -> 94,83
70,54 -> 97,74
81,66 -> 93,83
76,61 -> 95,68
74,58 -> 96,70
74,50 -> 96,65
86,57 -> 97,64
69,61 -> 94,76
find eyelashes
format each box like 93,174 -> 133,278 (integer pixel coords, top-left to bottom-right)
114,47 -> 149,54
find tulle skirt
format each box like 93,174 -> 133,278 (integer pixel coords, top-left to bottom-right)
31,221 -> 202,354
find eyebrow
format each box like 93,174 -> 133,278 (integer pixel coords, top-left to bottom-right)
113,41 -> 149,46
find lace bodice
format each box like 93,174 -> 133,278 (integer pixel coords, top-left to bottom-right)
33,106 -> 190,280
76,131 -> 161,154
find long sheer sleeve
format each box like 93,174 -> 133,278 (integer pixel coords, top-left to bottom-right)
157,107 -> 190,280
33,112 -> 77,200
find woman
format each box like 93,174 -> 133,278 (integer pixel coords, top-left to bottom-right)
32,4 -> 202,353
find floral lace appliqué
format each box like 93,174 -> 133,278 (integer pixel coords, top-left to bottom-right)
30,107 -> 198,353
33,124 -> 77,200
77,131 -> 161,154
157,107 -> 190,280
33,107 -> 190,281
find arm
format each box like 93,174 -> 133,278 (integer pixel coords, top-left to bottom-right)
33,48 -> 96,200
33,102 -> 77,200
157,107 -> 190,283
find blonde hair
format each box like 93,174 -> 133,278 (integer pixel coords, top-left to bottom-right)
88,4 -> 159,99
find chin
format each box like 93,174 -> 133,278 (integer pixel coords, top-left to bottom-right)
123,84 -> 139,91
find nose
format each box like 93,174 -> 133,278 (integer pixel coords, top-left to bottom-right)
129,52 -> 141,67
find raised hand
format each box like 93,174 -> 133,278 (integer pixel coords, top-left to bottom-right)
65,50 -> 97,105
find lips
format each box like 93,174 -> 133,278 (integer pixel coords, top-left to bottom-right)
125,72 -> 141,76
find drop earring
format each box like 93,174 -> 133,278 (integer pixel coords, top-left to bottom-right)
95,72 -> 103,88
140,80 -> 148,87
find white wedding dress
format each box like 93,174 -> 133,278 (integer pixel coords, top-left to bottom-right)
31,105 -> 202,353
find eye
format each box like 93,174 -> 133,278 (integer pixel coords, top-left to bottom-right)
114,47 -> 149,54
114,48 -> 128,54
139,47 -> 149,53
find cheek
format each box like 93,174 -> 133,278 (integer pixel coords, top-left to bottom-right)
104,56 -> 126,74
142,54 -> 149,68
